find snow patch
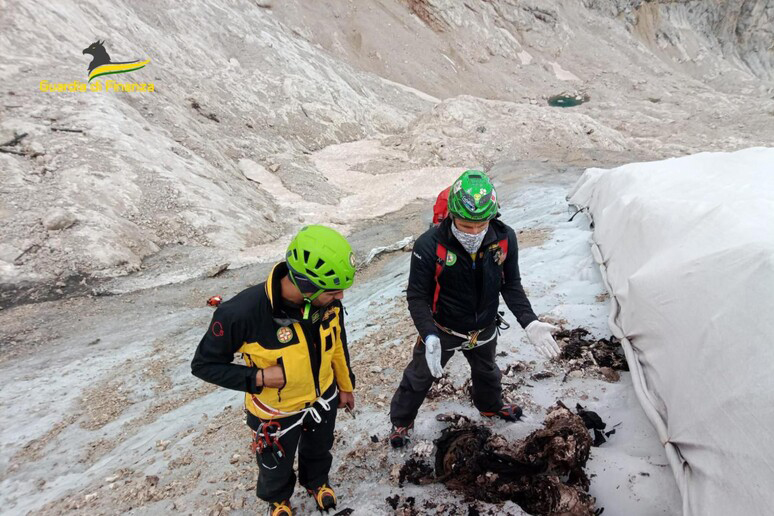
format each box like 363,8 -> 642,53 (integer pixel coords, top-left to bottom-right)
548,61 -> 581,81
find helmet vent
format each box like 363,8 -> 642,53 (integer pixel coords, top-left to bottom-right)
303,250 -> 311,263
315,258 -> 325,269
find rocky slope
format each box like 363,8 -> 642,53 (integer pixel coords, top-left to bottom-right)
0,0 -> 772,308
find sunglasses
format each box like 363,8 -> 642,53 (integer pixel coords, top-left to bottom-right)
288,269 -> 342,297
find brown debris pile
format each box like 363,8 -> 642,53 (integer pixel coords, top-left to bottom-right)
558,328 -> 627,382
413,403 -> 598,516
385,494 -> 420,516
427,376 -> 471,401
399,458 -> 434,487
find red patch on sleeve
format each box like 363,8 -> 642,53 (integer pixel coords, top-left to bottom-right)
211,321 -> 224,337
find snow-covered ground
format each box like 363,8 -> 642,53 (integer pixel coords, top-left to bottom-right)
0,174 -> 681,515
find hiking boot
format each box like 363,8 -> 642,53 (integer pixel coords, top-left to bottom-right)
267,499 -> 292,516
389,423 -> 413,448
307,483 -> 337,511
480,404 -> 523,422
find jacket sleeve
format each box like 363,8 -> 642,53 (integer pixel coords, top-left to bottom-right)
191,306 -> 262,394
406,236 -> 440,340
501,228 -> 539,329
332,304 -> 356,392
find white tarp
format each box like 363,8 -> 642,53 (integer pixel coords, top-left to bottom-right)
567,147 -> 774,515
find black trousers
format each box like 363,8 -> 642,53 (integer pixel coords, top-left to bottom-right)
247,383 -> 339,503
389,327 -> 503,427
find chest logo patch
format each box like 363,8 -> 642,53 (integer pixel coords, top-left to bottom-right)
493,246 -> 506,265
277,326 -> 293,343
445,251 -> 457,266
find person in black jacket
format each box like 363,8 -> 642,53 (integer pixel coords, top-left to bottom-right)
192,225 -> 357,516
389,170 -> 561,448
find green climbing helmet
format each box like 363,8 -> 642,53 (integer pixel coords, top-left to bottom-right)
286,225 -> 356,301
447,170 -> 498,221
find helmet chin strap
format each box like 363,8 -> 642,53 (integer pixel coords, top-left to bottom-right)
289,271 -> 324,320
301,289 -> 325,320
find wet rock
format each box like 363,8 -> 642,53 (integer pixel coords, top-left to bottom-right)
205,263 -> 229,278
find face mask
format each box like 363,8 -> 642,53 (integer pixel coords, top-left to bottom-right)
451,222 -> 488,254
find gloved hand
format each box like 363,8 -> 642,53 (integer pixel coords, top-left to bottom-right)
424,334 -> 444,378
525,320 -> 561,359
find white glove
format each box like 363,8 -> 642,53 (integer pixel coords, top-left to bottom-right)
525,321 -> 561,359
424,334 -> 444,378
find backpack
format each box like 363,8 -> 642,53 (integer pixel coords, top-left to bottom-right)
432,186 -> 451,226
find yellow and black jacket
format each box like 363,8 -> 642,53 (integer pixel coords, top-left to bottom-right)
191,262 -> 355,419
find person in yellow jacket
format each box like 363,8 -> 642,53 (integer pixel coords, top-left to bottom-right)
192,225 -> 357,516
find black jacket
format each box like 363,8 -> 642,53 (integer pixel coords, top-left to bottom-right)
407,217 -> 538,339
191,262 -> 355,419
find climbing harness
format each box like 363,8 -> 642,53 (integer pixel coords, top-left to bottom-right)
251,420 -> 286,470
434,312 -> 510,352
250,386 -> 339,469
434,321 -> 498,351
